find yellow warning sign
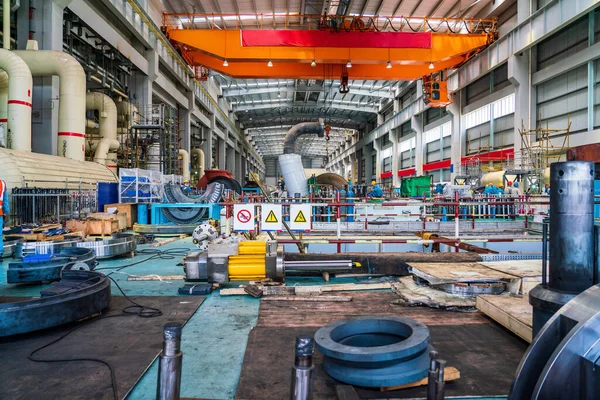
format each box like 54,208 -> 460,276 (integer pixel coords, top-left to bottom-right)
294,210 -> 307,223
265,210 -> 278,223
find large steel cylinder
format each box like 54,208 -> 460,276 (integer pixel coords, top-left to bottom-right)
157,322 -> 183,400
530,161 -> 596,335
549,161 -> 595,292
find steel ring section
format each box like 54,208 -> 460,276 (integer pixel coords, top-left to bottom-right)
75,233 -> 136,259
14,236 -> 82,259
314,316 -> 431,387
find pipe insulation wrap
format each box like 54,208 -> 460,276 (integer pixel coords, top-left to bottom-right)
0,70 -> 7,146
191,148 -> 205,179
282,119 -> 324,155
179,149 -> 190,180
0,49 -> 33,152
279,154 -> 308,197
86,92 -> 118,166
14,46 -> 86,161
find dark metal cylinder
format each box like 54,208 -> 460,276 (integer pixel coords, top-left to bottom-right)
427,351 -> 439,400
290,335 -> 314,400
157,323 -> 183,400
549,161 -> 595,292
595,225 -> 600,285
542,220 -> 548,285
435,359 -> 446,400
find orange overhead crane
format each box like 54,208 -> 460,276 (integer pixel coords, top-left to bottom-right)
163,13 -> 497,103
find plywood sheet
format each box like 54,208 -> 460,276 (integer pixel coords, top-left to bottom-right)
480,260 -> 543,278
477,294 -> 533,343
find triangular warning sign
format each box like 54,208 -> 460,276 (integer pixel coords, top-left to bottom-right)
265,210 -> 278,223
294,210 -> 307,223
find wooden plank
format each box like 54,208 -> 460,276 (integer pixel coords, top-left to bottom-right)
408,262 -> 517,283
219,283 -> 389,296
262,295 -> 353,302
380,367 -> 460,391
480,260 -> 543,278
127,275 -> 186,281
150,234 -> 187,247
391,277 -> 477,308
476,295 -> 533,343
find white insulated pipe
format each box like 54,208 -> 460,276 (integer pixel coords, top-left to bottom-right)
179,148 -> 190,180
3,0 -> 9,50
0,49 -> 33,152
15,45 -> 86,161
86,92 -> 119,168
0,70 -> 7,146
93,138 -> 120,166
191,148 -> 205,180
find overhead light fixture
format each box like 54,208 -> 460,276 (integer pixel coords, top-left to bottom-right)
386,61 -> 392,69
346,60 -> 352,68
429,62 -> 434,70
223,59 -> 229,67
267,60 -> 273,67
311,60 -> 316,67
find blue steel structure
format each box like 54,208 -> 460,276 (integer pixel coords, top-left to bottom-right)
150,203 -> 221,225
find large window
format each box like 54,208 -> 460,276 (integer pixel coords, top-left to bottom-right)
465,93 -> 515,129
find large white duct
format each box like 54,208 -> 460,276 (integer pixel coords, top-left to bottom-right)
3,0 -> 9,50
116,99 -> 138,135
15,43 -> 86,161
0,49 -> 33,152
279,154 -> 308,197
0,70 -> 7,147
179,148 -> 190,180
0,147 -> 117,191
86,92 -> 119,168
191,148 -> 205,180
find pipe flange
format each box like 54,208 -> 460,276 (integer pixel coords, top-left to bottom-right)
314,316 -> 432,387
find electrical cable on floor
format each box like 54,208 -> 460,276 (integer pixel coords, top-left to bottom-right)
27,276 -> 163,400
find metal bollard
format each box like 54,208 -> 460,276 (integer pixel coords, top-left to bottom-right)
290,335 -> 315,400
427,350 -> 439,400
435,359 -> 446,400
157,322 -> 184,400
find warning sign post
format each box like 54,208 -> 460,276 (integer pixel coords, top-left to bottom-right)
260,204 -> 282,231
233,204 -> 255,231
289,204 -> 312,231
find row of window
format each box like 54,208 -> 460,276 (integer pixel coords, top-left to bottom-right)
464,93 -> 516,130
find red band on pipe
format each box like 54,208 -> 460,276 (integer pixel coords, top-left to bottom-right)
0,119 -> 7,122
107,165 -> 117,168
7,100 -> 32,107
58,132 -> 86,138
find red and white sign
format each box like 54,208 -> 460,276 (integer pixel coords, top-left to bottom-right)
233,204 -> 255,231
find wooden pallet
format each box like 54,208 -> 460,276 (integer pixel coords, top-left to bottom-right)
476,294 -> 533,343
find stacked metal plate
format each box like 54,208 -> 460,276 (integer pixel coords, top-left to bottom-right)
14,236 -> 82,259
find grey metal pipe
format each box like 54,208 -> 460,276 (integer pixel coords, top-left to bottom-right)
157,323 -> 183,400
282,119 -> 324,154
435,359 -> 446,400
427,350 -> 439,400
542,219 -> 548,285
290,335 -> 314,400
549,161 -> 595,292
283,260 -> 353,271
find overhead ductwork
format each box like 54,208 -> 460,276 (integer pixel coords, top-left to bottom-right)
282,119 -> 324,154
0,49 -> 33,152
191,148 -> 205,180
179,149 -> 190,180
15,41 -> 86,161
85,92 -> 119,168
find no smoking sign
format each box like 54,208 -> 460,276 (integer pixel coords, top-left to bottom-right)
233,204 -> 255,231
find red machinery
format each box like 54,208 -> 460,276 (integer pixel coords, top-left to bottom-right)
196,169 -> 242,194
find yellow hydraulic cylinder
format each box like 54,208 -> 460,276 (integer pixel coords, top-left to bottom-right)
228,241 -> 268,280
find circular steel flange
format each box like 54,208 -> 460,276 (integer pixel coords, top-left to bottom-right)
314,316 -> 432,387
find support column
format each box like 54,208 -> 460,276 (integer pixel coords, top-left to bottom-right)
235,149 -> 242,181
29,0 -> 69,155
588,12 -> 595,131
448,97 -> 463,180
218,138 -> 226,170
390,128 -> 399,187
180,90 -> 193,153
413,115 -> 424,176
201,125 -> 212,171
373,139 -> 381,181
508,51 -> 532,163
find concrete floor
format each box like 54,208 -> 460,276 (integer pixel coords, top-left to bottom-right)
0,238 -> 261,400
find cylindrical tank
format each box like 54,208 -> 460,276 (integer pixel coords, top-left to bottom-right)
279,154 -> 308,197
549,161 -> 595,292
147,144 -> 161,173
542,167 -> 550,185
480,171 -> 504,187
137,204 -> 149,225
